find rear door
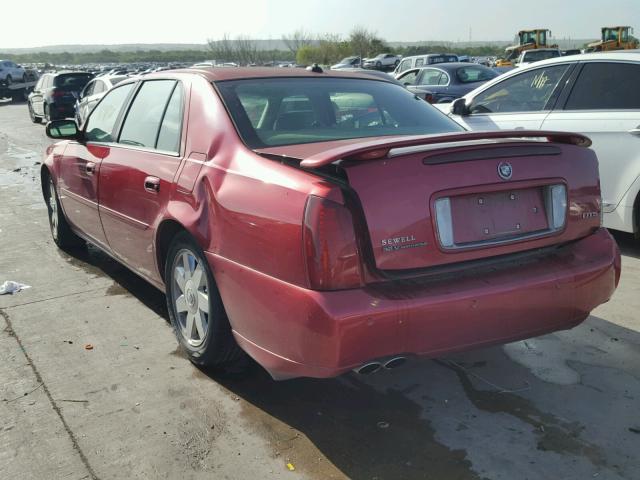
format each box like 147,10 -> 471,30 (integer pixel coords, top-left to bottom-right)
57,82 -> 136,249
542,61 -> 640,220
455,63 -> 574,131
98,79 -> 186,282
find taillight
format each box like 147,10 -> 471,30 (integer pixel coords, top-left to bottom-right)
303,195 -> 362,290
52,89 -> 65,97
424,93 -> 434,103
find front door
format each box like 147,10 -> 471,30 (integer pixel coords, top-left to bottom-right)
98,79 -> 185,283
453,63 -> 573,131
56,82 -> 136,249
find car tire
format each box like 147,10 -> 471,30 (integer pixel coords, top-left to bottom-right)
22,74 -> 27,83
376,61 -> 382,69
165,232 -> 244,369
28,101 -> 41,123
44,174 -> 85,249
5,75 -> 11,86
44,103 -> 51,122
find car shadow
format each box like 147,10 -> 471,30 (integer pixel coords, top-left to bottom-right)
57,243 -> 168,320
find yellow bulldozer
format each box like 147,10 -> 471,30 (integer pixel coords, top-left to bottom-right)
587,26 -> 638,52
495,29 -> 557,67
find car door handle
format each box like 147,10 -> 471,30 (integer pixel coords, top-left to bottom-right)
85,162 -> 96,175
628,127 -> 640,136
144,176 -> 160,193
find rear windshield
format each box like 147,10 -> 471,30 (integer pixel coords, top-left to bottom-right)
429,55 -> 458,64
54,74 -> 93,89
523,50 -> 561,62
456,66 -> 498,83
216,77 -> 462,148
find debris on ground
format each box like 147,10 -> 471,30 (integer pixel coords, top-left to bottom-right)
84,344 -> 94,350
0,281 -> 31,295
377,421 -> 390,429
286,462 -> 295,471
629,427 -> 640,434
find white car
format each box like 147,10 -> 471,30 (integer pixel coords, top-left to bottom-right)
515,48 -> 561,67
0,60 -> 27,85
437,52 -> 640,234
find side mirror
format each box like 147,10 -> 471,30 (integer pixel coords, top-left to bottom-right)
46,119 -> 81,140
451,98 -> 469,116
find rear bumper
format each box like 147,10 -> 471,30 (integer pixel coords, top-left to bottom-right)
208,228 -> 620,380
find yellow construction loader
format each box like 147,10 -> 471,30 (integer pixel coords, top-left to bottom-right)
587,26 -> 638,51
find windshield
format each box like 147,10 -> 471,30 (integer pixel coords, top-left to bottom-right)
522,50 -> 560,63
339,57 -> 357,64
216,77 -> 462,148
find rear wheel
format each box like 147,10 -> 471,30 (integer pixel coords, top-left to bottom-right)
166,232 -> 244,368
44,103 -> 51,122
45,175 -> 84,248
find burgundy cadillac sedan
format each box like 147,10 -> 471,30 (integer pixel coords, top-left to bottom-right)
41,67 -> 620,380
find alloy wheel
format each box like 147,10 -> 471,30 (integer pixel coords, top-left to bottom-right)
48,178 -> 58,241
171,249 -> 210,347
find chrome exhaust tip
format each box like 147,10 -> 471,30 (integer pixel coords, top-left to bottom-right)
383,356 -> 407,370
353,361 -> 382,375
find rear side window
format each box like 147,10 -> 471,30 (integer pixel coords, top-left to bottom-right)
456,66 -> 498,84
119,80 -> 176,149
469,65 -> 570,113
418,69 -> 444,86
415,58 -> 424,67
564,62 -> 640,110
85,83 -> 134,142
156,83 -> 184,153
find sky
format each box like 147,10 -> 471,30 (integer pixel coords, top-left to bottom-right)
1,0 -> 639,48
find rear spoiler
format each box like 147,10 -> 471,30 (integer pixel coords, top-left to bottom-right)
299,130 -> 591,169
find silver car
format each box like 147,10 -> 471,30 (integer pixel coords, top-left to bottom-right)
75,75 -> 128,125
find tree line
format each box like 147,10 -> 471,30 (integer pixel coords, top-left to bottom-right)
1,28 -> 505,66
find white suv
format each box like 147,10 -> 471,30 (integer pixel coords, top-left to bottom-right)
0,60 -> 27,85
438,52 -> 640,234
516,48 -> 561,67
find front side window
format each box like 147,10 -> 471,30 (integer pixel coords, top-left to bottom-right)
119,80 -> 176,149
398,70 -> 418,85
564,62 -> 640,110
85,83 -> 135,143
217,77 -> 463,148
469,65 -> 570,114
415,58 -> 424,67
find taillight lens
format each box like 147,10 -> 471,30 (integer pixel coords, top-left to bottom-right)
546,184 -> 567,230
52,89 -> 65,97
303,195 -> 362,290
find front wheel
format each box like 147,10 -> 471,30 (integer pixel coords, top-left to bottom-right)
166,232 -> 244,368
29,102 -> 41,123
45,175 -> 84,248
5,75 -> 12,86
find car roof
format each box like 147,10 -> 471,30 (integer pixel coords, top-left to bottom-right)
408,62 -> 492,72
160,66 -> 398,83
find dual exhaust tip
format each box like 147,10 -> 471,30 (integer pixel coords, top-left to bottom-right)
353,356 -> 407,375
